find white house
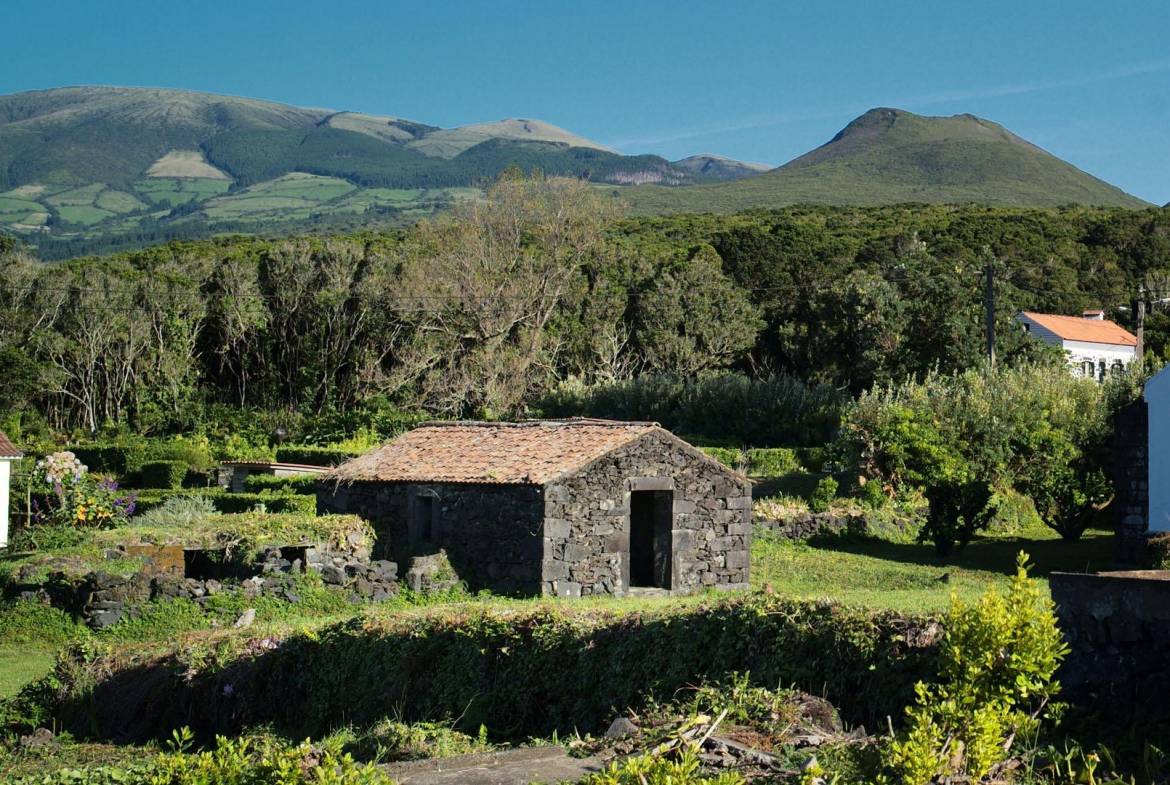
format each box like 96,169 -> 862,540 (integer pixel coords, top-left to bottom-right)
1017,310 -> 1137,380
0,431 -> 23,547
1143,367 -> 1170,534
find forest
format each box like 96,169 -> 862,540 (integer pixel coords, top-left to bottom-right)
3,175 -> 1169,441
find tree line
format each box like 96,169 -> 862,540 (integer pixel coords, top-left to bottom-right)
2,178 -> 1170,437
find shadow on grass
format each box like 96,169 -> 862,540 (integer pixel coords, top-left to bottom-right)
803,529 -> 1115,578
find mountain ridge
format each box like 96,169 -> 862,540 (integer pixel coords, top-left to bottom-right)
0,89 -> 1150,257
621,107 -> 1149,213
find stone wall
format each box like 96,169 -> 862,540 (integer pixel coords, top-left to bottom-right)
1049,570 -> 1170,714
1112,400 -> 1148,564
9,539 -> 393,629
317,481 -> 544,595
754,512 -> 869,540
541,431 -> 751,597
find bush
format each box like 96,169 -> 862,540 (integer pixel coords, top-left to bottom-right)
36,594 -> 935,744
745,447 -> 800,476
809,476 -> 838,512
139,460 -> 188,489
243,473 -> 321,495
31,452 -> 136,528
8,730 -> 396,785
539,372 -> 846,447
133,489 -> 316,516
133,495 -> 220,529
586,747 -> 744,785
69,441 -> 147,476
880,554 -> 1066,785
859,478 -> 888,509
1148,533 -> 1170,569
700,447 -> 746,472
276,445 -> 362,467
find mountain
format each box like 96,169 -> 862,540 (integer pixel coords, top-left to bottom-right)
670,154 -> 771,182
0,92 -> 1151,258
621,108 -> 1149,213
0,86 -> 696,254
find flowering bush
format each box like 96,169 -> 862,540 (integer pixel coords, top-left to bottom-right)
32,450 -> 135,528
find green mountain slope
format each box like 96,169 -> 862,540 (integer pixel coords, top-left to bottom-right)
0,86 -> 696,254
622,108 -> 1148,212
671,154 -> 771,182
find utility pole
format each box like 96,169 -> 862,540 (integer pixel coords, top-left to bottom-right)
984,261 -> 996,368
1136,284 -> 1146,367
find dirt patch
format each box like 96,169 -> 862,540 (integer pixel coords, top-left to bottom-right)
381,746 -> 603,785
145,151 -> 231,180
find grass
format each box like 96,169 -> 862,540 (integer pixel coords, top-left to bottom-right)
751,524 -> 1114,613
0,646 -> 54,698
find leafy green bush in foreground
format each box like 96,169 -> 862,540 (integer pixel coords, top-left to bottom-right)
8,730 -> 395,785
880,553 -> 1067,785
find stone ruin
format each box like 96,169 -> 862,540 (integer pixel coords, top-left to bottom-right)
9,536 -> 399,629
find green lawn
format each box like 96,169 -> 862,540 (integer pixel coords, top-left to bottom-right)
751,525 -> 1113,613
0,645 -> 54,698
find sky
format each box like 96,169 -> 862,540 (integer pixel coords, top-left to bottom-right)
5,0 -> 1169,203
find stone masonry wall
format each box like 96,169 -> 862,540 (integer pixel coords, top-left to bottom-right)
1112,400 -> 1149,564
541,431 -> 751,597
317,481 -> 544,595
1049,570 -> 1170,718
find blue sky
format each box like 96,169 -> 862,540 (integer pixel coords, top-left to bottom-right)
6,0 -> 1169,203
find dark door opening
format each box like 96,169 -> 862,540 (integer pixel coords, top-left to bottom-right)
412,495 -> 434,543
629,490 -> 672,589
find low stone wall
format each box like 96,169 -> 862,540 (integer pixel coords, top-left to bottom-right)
754,512 -> 869,540
1049,570 -> 1170,714
9,541 -> 397,629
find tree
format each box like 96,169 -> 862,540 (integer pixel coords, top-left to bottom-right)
633,244 -> 763,376
384,172 -> 613,417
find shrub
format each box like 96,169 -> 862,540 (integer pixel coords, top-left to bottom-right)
31,452 -> 136,528
8,730 -> 397,785
133,495 -> 220,529
923,479 -> 995,556
746,448 -> 800,476
879,553 -> 1066,785
139,460 -> 188,489
539,372 -> 846,447
809,476 -> 838,512
276,445 -> 362,467
859,478 -> 888,509
243,473 -> 320,495
701,447 -> 746,472
37,595 -> 935,744
133,489 -> 316,516
1148,533 -> 1170,569
1028,465 -> 1113,542
586,747 -> 744,785
69,441 -> 147,476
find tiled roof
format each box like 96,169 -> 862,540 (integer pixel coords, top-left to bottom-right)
0,431 -> 22,459
325,419 -> 661,485
1020,311 -> 1137,347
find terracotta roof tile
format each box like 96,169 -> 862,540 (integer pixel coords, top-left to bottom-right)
1020,311 -> 1137,347
0,431 -> 22,459
326,419 -> 661,485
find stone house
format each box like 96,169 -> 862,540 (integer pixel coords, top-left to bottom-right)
317,418 -> 751,597
1017,310 -> 1137,380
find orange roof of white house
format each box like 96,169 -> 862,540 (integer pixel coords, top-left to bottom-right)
1019,311 -> 1137,347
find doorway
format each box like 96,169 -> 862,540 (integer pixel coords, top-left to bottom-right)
629,490 -> 672,589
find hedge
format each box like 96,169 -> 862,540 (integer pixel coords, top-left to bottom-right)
133,489 -> 316,516
242,473 -> 320,495
139,460 -> 188,490
700,446 -> 802,476
68,438 -> 214,478
275,445 -> 362,467
37,594 -> 937,744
